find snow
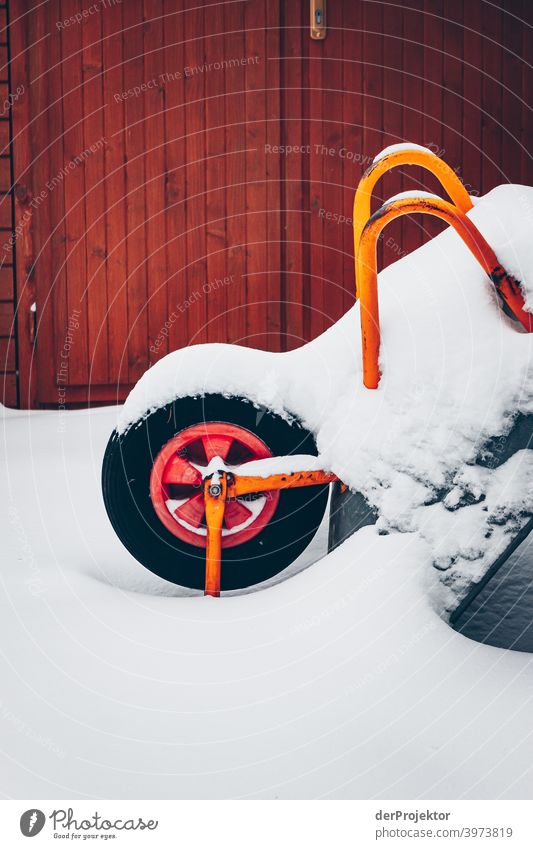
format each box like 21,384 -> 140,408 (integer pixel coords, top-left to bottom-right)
235,454 -> 325,476
385,190 -> 443,203
2,405 -> 533,799
372,142 -> 437,163
2,181 -> 533,799
116,184 -> 533,612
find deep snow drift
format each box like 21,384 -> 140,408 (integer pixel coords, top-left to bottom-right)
2,405 -> 533,799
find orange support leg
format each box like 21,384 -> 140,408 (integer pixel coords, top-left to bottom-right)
201,469 -> 339,596
204,473 -> 227,597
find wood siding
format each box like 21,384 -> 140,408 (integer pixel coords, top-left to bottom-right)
0,6 -> 15,406
4,0 -> 533,407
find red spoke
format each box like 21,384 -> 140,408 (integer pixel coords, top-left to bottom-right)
224,499 -> 253,529
162,455 -> 202,486
173,493 -> 206,528
202,434 -> 233,463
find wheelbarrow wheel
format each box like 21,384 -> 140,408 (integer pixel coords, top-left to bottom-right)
102,394 -> 329,591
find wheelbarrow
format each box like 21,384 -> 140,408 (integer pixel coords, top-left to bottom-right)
102,145 -> 532,599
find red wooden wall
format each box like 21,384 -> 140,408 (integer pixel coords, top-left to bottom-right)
0,4 -> 16,406
3,0 -> 533,408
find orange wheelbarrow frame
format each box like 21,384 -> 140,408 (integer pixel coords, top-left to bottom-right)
199,146 -> 533,594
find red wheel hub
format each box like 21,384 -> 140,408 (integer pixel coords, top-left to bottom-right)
149,422 -> 280,548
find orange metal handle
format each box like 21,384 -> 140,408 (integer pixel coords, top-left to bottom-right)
357,195 -> 533,389
353,148 -> 474,297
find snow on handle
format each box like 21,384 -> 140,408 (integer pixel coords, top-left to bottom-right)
372,142 -> 437,164
384,190 -> 442,204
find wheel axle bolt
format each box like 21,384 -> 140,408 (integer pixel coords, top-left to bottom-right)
209,483 -> 222,497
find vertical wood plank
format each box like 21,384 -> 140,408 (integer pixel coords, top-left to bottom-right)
1,371 -> 16,405
204,0 -> 227,343
361,0 -> 383,271
143,0 -> 168,363
224,0 -> 247,345
82,2 -> 108,384
0,43 -> 7,79
501,1 -> 524,185
442,0 -> 464,201
0,264 -> 13,297
183,0 -> 207,345
0,120 -> 9,155
321,0 -> 344,328
361,0 -> 384,170
162,0 -> 187,355
422,0 -> 445,242
401,0 -> 424,258
102,0 -> 128,386
0,336 -> 15,370
381,0 -> 403,268
265,0 -> 281,351
281,0 -> 305,349
123,0 -> 148,382
10,0 -> 33,406
244,0 -> 270,350
342,1 -> 362,309
60,0 -> 89,387
521,0 -> 533,186
481,1 -> 503,191
308,0 -> 325,341
462,0 -> 482,199
47,3 -> 68,401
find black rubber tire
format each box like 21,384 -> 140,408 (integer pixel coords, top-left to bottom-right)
102,394 -> 329,591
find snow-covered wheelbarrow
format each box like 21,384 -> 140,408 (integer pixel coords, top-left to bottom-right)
102,145 -> 532,599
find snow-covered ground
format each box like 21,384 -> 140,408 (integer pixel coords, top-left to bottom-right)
2,179 -> 533,799
2,404 -> 533,799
